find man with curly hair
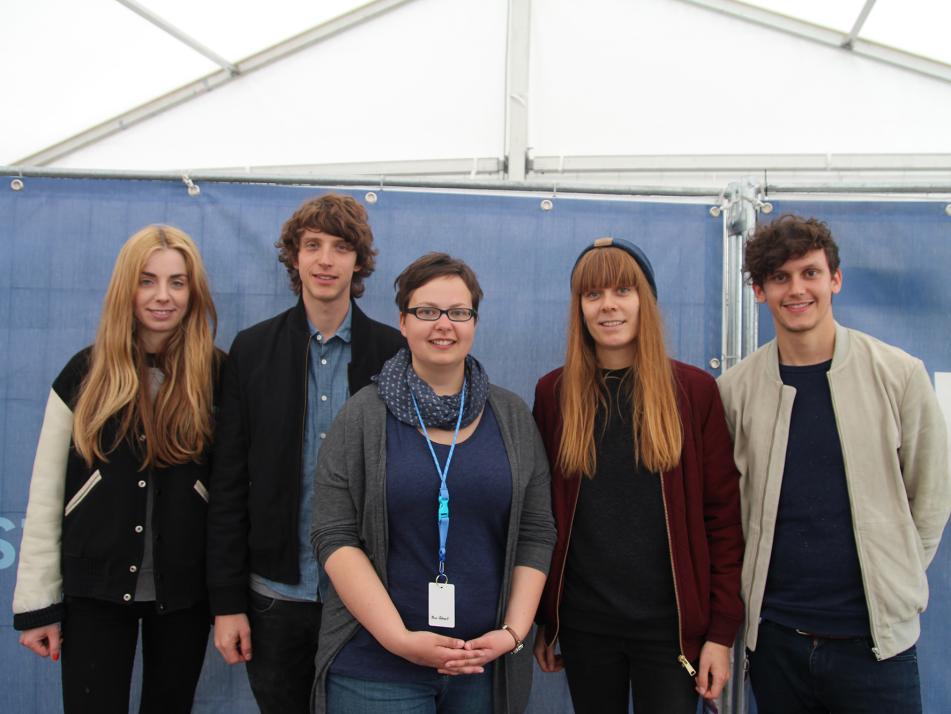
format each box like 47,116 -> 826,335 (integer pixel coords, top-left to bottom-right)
718,214 -> 950,714
207,194 -> 404,713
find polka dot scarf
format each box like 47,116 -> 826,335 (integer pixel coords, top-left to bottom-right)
374,347 -> 489,429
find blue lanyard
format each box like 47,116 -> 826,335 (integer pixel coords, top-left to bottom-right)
411,379 -> 466,582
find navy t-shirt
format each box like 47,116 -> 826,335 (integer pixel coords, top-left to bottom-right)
762,360 -> 870,637
331,403 -> 512,681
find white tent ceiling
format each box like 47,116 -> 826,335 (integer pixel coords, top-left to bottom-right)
3,0 -> 950,191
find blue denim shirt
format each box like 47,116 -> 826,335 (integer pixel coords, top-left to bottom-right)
251,306 -> 352,602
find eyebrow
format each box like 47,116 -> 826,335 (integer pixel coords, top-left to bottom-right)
141,271 -> 188,279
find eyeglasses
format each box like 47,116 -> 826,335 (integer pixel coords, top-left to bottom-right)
404,306 -> 477,322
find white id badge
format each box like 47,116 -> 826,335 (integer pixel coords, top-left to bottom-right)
428,581 -> 455,628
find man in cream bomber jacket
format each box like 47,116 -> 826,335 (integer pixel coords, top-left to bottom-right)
717,214 -> 951,714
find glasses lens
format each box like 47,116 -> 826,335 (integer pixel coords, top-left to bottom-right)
414,307 -> 440,320
447,309 -> 473,322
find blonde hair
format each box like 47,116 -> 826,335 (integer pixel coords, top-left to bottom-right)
72,225 -> 218,468
557,246 -> 682,477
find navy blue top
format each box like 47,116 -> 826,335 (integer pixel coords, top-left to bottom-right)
331,402 -> 512,682
762,360 -> 870,637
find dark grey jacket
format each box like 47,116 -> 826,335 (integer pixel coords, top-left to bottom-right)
312,383 -> 556,714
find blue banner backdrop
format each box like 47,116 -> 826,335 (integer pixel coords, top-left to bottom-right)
1,178 -> 948,712
0,176 -> 721,713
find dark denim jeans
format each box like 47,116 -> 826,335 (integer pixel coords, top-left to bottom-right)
245,590 -> 322,714
61,596 -> 209,714
749,620 -> 921,714
327,671 -> 493,714
558,625 -> 700,714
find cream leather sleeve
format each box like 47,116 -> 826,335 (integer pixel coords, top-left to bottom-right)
12,389 -> 73,616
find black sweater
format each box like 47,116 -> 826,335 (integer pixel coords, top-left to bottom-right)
560,370 -> 677,639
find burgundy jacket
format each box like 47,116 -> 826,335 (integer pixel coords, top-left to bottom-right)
533,361 -> 744,664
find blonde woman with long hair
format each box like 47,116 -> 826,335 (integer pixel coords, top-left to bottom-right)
532,238 -> 744,713
13,225 -> 222,713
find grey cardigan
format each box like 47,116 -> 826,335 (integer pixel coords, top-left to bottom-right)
311,383 -> 556,714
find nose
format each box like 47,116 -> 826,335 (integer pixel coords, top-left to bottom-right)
433,312 -> 453,328
600,291 -> 618,310
155,281 -> 171,302
317,245 -> 334,265
787,275 -> 806,294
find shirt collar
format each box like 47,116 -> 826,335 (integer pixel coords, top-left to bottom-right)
307,302 -> 353,344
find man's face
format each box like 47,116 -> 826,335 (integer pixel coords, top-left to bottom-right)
753,248 -> 842,339
294,229 -> 359,308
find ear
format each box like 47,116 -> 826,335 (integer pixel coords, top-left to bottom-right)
831,268 -> 843,295
752,283 -> 767,304
399,312 -> 408,338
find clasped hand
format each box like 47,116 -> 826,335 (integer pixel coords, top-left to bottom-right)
394,628 -> 512,676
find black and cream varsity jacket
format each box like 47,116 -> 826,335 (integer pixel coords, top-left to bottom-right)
13,347 -> 222,630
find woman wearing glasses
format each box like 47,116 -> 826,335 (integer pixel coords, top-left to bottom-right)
532,238 -> 744,713
12,225 -> 221,713
311,252 -> 555,714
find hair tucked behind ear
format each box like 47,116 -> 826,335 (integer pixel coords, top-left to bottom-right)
73,225 -> 218,469
557,247 -> 681,477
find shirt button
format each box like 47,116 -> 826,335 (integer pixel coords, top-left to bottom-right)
129,565 -> 138,573
123,593 -> 132,602
321,358 -> 328,365
138,480 -> 146,488
319,433 -> 326,440
320,395 -> 328,402
316,334 -> 323,342
134,525 -> 144,534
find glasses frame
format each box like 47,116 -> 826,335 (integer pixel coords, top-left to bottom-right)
404,306 -> 478,322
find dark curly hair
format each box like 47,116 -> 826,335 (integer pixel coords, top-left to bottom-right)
394,253 -> 483,315
744,214 -> 840,287
276,193 -> 377,298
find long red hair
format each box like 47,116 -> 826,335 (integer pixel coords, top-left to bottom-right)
557,246 -> 681,477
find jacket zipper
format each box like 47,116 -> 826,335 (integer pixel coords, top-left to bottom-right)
550,475 -> 582,645
659,472 -> 697,677
827,376 -> 881,659
746,383 -> 789,641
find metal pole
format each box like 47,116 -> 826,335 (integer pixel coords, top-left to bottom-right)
715,177 -> 771,713
114,0 -> 239,75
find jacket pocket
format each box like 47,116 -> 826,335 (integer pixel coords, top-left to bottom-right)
64,470 -> 103,517
193,479 -> 209,503
860,522 -> 928,623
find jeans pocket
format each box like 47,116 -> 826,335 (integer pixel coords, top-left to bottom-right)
888,645 -> 918,663
249,590 -> 278,614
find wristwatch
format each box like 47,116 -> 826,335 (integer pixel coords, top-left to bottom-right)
500,624 -> 524,654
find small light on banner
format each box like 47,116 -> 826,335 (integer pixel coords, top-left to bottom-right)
945,203 -> 951,217
10,178 -> 24,191
709,205 -> 721,218
708,357 -> 721,370
365,192 -> 378,205
540,199 -> 553,211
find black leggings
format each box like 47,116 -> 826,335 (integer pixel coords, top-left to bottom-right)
558,625 -> 699,714
61,597 -> 209,714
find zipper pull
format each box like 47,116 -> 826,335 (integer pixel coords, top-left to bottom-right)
678,654 -> 697,677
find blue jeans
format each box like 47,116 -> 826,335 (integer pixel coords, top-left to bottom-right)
245,590 -> 322,714
748,620 -> 921,714
327,671 -> 493,714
